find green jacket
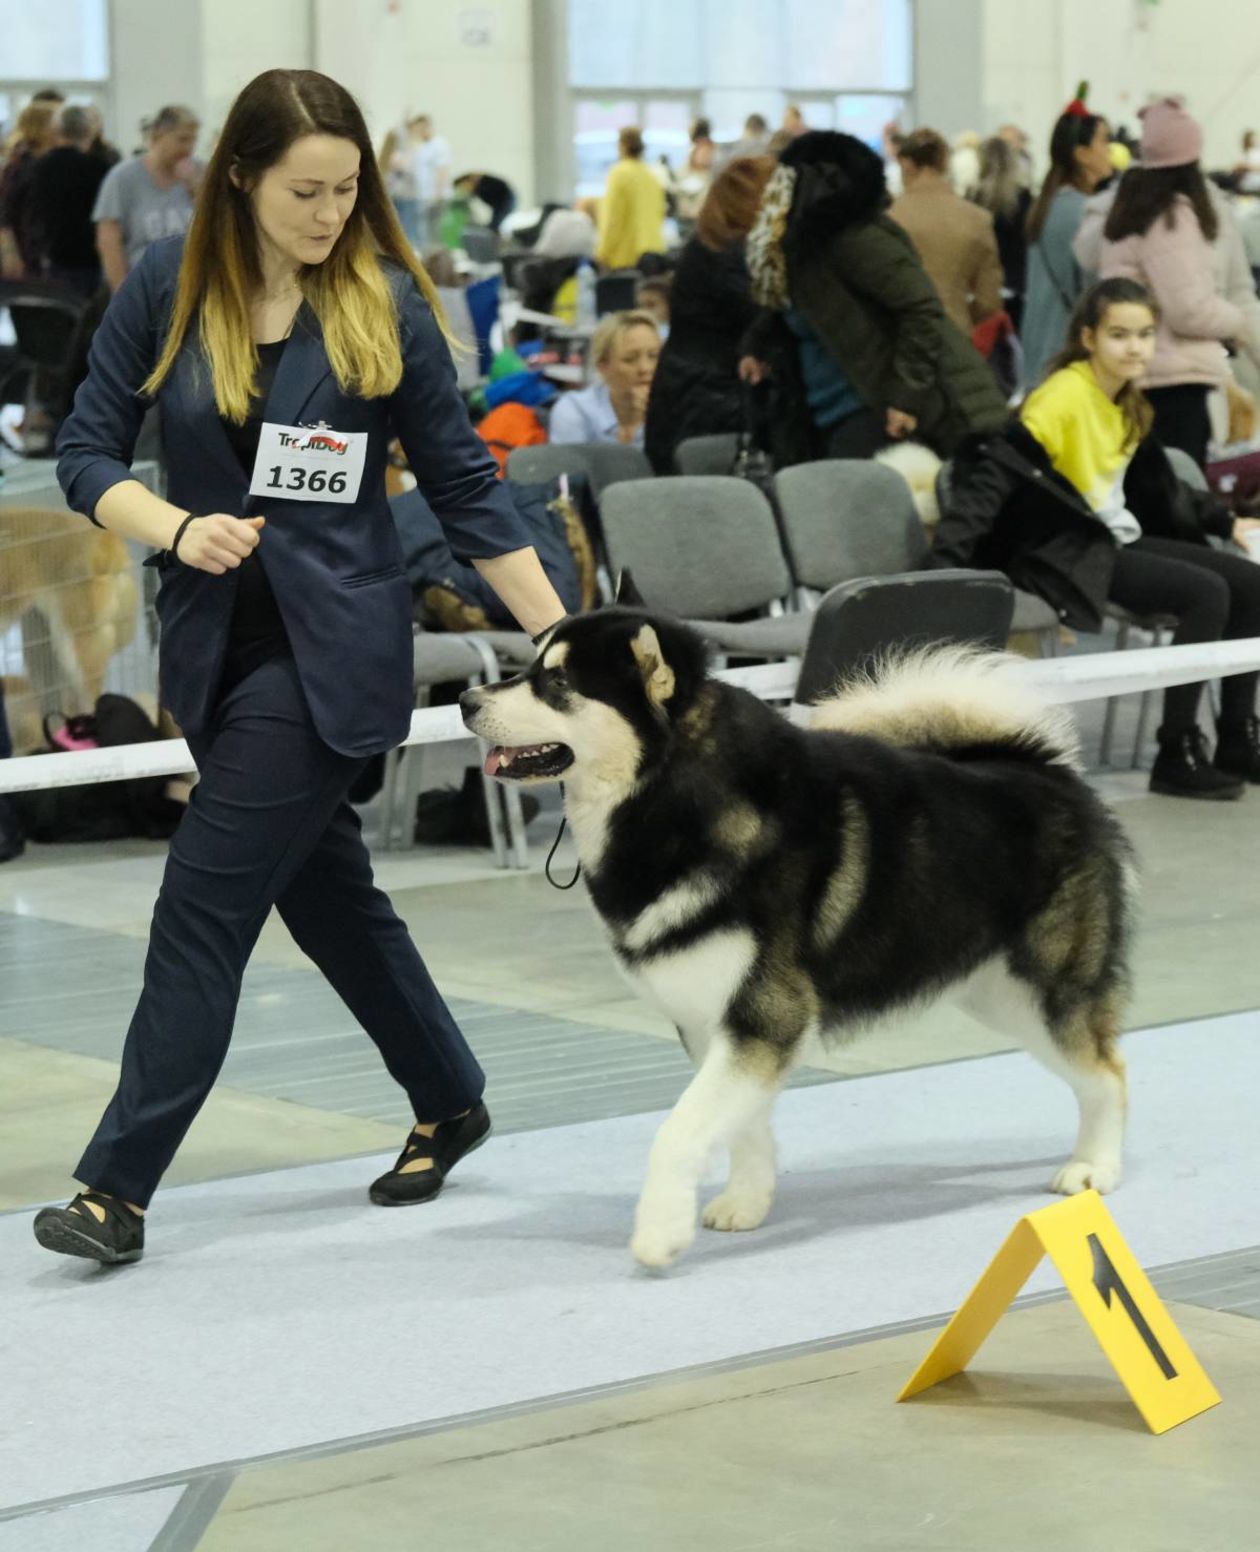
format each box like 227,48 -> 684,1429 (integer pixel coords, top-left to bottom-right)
751,154 -> 1009,465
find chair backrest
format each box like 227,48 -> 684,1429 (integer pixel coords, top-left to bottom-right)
773,459 -> 928,592
505,443 -> 593,485
1165,445 -> 1209,493
461,225 -> 500,263
587,442 -> 653,495
599,475 -> 791,619
595,270 -> 640,316
795,570 -> 1015,704
673,433 -> 740,477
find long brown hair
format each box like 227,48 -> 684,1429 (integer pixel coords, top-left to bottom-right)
142,69 -> 449,423
1043,278 -> 1157,449
1102,163 -> 1218,244
1026,109 -> 1106,241
695,155 -> 776,250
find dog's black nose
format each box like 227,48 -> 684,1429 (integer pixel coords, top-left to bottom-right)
458,688 -> 483,716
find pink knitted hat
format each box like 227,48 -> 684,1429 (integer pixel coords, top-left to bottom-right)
1139,97 -> 1202,169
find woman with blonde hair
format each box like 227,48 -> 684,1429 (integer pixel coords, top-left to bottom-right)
550,309 -> 661,446
37,68 -> 566,1264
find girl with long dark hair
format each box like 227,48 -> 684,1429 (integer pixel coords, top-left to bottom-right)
933,278 -> 1260,800
1021,88 -> 1113,384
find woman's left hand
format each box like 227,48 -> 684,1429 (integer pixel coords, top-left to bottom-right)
886,407 -> 918,440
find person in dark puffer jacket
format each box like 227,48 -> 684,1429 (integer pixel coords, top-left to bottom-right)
729,130 -> 1009,467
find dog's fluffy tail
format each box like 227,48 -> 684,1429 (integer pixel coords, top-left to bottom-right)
808,646 -> 1080,770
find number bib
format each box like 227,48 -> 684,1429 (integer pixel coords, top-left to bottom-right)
249,422 -> 368,504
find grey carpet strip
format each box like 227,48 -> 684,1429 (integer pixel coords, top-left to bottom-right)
3,1237 -> 1256,1532
0,913 -> 836,1137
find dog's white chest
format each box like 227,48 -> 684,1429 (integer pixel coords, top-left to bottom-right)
626,927 -> 758,1035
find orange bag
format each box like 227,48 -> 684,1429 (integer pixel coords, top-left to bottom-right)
476,402 -> 547,477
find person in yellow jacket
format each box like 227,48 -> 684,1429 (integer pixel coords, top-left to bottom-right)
596,126 -> 665,270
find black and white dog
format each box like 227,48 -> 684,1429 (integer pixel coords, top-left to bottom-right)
461,605 -> 1135,1269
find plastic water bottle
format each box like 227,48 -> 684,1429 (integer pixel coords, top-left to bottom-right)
575,260 -> 597,330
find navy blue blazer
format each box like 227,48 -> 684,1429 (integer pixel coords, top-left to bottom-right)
56,234 -> 532,756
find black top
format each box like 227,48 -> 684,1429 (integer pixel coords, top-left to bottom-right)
30,147 -> 109,269
221,338 -> 288,643
643,238 -> 759,473
987,188 -> 1032,296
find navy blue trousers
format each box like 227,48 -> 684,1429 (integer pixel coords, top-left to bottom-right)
77,645 -> 484,1206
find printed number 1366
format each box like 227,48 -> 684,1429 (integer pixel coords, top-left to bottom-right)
266,466 -> 348,494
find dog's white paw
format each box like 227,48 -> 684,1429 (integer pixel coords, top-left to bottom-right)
1050,1159 -> 1122,1196
702,1188 -> 772,1232
631,1200 -> 696,1269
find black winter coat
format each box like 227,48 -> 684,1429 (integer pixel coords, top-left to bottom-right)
644,238 -> 759,473
930,421 -> 1234,631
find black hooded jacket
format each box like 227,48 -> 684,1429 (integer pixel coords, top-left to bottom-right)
749,132 -> 1009,466
930,420 -> 1234,631
644,236 -> 760,473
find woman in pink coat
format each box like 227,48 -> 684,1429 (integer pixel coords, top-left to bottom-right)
1100,99 -> 1244,467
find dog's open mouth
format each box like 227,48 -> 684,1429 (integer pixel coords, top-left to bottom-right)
483,742 -> 575,781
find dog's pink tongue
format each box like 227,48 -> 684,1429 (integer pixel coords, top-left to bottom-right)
484,747 -> 504,777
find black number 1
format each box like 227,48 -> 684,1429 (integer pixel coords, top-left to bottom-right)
1089,1233 -> 1178,1379
266,467 -> 282,488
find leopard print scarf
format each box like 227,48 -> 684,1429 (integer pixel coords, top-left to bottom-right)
745,163 -> 796,311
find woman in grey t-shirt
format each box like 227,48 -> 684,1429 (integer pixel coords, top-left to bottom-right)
93,104 -> 202,290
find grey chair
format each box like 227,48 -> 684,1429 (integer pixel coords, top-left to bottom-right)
505,443 -> 593,486
599,476 -> 804,658
587,442 -> 653,495
673,433 -> 740,477
460,225 -> 500,263
795,570 -> 1015,705
377,630 -> 530,868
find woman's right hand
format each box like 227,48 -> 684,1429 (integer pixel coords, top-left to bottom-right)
176,515 -> 266,574
738,356 -> 770,385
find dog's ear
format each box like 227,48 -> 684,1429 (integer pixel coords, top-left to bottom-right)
615,569 -> 646,608
629,623 -> 675,707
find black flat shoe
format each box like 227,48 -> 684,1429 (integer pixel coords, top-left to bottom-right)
369,1102 -> 492,1206
33,1192 -> 145,1265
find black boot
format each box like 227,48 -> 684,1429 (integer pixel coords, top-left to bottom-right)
1149,727 -> 1244,801
1214,715 -> 1260,784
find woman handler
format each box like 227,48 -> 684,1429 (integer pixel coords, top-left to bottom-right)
35,69 -> 566,1264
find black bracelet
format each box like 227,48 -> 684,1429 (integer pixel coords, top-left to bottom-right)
531,617 -> 569,646
170,513 -> 202,559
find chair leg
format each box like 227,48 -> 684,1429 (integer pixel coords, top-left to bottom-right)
1130,627 -> 1166,769
389,689 -> 431,853
1098,620 -> 1130,767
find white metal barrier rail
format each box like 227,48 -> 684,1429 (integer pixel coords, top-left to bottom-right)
1,638 -> 1259,797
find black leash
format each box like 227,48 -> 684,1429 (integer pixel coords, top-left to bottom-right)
544,783 -> 582,890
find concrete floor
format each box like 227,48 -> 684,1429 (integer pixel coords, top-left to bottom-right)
199,1300 -> 1257,1552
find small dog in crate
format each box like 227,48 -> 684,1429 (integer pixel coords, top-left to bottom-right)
0,507 -> 138,714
